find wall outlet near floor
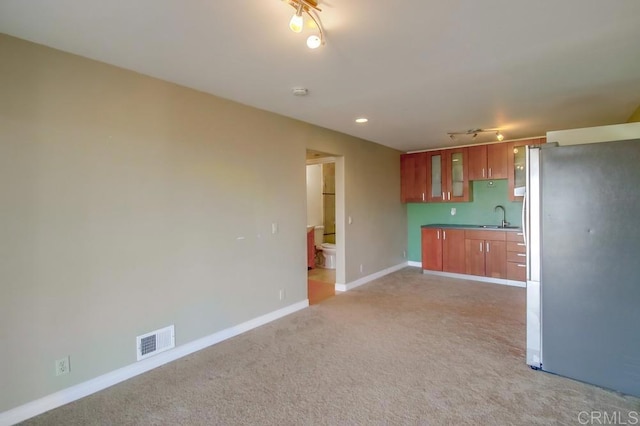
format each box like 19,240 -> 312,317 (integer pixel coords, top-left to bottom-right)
55,356 -> 70,376
271,223 -> 278,234
279,289 -> 286,300
359,264 -> 364,273
403,250 -> 407,258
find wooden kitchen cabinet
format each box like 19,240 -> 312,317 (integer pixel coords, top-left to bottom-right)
506,230 -> 527,281
426,148 -> 470,202
421,228 -> 466,273
421,228 -> 443,271
442,229 -> 466,274
464,230 -> 507,279
507,137 -> 546,201
468,143 -> 508,180
400,152 -> 427,203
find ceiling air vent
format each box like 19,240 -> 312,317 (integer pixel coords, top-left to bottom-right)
136,325 -> 175,361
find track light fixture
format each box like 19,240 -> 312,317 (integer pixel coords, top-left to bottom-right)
283,0 -> 325,49
447,128 -> 505,142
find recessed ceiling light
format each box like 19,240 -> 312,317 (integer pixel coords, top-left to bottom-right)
355,118 -> 368,124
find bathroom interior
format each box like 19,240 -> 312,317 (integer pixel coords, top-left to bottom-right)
306,151 -> 337,303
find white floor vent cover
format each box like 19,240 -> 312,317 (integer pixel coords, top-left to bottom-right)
136,325 -> 175,361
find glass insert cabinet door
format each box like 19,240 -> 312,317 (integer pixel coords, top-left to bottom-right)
426,148 -> 470,202
446,148 -> 469,202
426,151 -> 445,202
450,151 -> 464,198
431,153 -> 442,198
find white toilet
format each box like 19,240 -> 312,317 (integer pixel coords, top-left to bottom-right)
320,243 -> 336,269
313,225 -> 337,269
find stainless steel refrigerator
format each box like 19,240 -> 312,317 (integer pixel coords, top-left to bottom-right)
525,139 -> 640,397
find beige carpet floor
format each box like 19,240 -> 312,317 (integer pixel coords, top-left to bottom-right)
21,267 -> 639,425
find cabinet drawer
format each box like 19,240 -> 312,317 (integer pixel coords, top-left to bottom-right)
465,230 -> 506,241
507,251 -> 527,263
507,262 -> 526,282
506,231 -> 525,243
506,241 -> 526,253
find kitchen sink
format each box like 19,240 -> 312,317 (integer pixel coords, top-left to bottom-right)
480,225 -> 521,229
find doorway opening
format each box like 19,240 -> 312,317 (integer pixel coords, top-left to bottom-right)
306,150 -> 344,304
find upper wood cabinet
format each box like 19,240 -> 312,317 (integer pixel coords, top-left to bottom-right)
507,137 -> 546,201
400,152 -> 427,203
468,143 -> 508,180
426,148 -> 470,202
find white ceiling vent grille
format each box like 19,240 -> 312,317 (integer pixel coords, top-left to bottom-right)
136,325 -> 175,361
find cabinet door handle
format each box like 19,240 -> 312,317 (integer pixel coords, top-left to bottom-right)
517,264 -> 527,268
422,193 -> 425,201
486,242 -> 490,252
517,243 -> 525,246
489,167 -> 492,178
482,168 -> 485,178
437,230 -> 440,240
517,253 -> 526,257
442,191 -> 445,200
443,231 -> 446,240
448,192 -> 451,200
480,242 -> 483,252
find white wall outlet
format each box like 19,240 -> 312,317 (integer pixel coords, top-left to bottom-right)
359,264 -> 363,273
271,223 -> 278,234
450,208 -> 456,216
403,250 -> 407,258
348,216 -> 353,225
55,356 -> 70,376
279,289 -> 286,300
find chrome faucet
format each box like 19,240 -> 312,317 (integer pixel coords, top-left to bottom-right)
494,205 -> 509,228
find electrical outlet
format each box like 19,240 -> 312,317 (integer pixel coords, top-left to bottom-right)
55,356 -> 70,376
403,250 -> 407,258
359,264 -> 363,273
279,289 -> 286,300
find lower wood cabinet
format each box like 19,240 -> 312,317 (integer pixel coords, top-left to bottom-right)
464,230 -> 507,279
506,230 -> 527,281
421,228 -> 466,273
422,227 -> 520,281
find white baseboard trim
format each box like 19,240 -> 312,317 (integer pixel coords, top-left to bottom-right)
407,261 -> 422,268
335,262 -> 408,292
421,270 -> 526,288
0,299 -> 309,426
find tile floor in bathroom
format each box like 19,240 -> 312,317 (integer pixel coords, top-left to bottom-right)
307,267 -> 335,305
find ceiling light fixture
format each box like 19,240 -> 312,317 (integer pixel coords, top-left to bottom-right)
288,3 -> 304,33
447,128 -> 505,142
283,0 -> 325,49
355,117 -> 369,124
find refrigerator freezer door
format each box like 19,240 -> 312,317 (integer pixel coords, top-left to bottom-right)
540,139 -> 640,397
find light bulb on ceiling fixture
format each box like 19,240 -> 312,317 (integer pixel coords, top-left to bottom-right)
496,131 -> 504,141
306,35 -> 321,49
289,3 -> 304,33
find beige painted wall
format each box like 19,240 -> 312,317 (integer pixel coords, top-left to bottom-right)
547,122 -> 640,146
0,34 -> 407,413
628,104 -> 640,122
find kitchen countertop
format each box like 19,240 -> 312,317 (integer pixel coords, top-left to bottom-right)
421,224 -> 523,232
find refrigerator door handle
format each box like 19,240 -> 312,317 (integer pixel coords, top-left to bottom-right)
522,193 -> 527,248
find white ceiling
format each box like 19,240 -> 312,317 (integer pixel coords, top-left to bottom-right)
1,1 -> 639,152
